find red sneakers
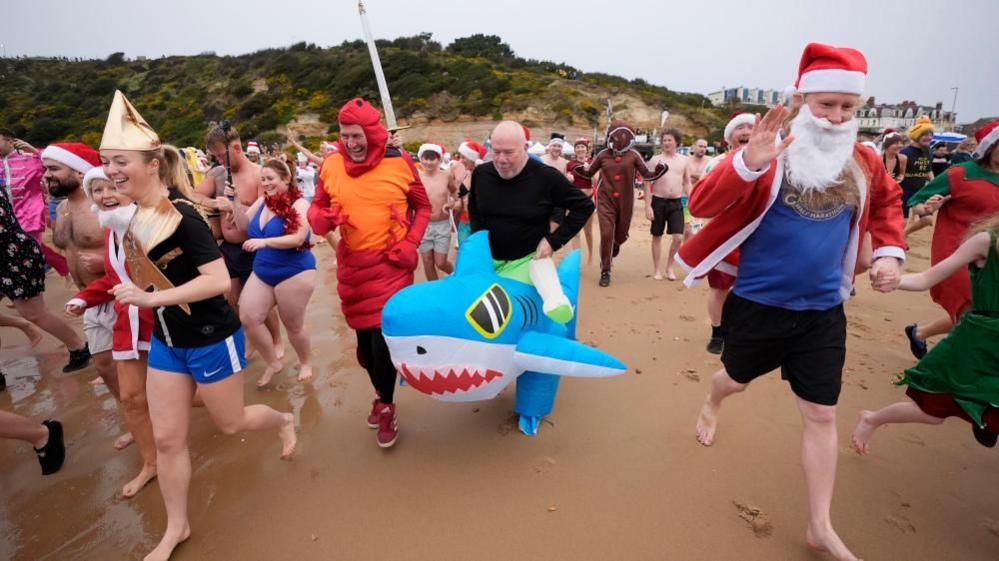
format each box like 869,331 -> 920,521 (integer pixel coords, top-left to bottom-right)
376,404 -> 398,448
367,399 -> 382,428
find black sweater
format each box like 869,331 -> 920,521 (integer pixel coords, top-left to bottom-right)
469,158 -> 595,260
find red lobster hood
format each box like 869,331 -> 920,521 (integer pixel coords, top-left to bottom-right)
337,98 -> 389,177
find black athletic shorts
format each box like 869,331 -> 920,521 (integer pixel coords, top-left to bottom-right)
720,293 -> 846,406
650,196 -> 684,237
219,240 -> 255,284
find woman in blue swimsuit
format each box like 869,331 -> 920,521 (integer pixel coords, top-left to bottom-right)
225,159 -> 316,387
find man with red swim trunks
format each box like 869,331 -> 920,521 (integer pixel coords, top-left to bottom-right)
308,98 -> 431,449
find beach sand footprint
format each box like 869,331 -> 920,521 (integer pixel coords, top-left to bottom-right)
733,501 -> 773,538
884,513 -> 916,533
983,518 -> 999,538
532,456 -> 557,475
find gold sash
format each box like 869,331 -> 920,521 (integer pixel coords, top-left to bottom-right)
123,198 -> 191,315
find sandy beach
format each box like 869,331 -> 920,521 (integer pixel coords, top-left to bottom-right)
2,221 -> 998,561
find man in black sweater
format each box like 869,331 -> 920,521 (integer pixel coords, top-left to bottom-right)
469,121 -> 595,324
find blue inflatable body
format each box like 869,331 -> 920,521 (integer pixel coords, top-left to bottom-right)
381,231 -> 627,435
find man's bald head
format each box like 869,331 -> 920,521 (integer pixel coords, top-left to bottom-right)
491,120 -> 529,179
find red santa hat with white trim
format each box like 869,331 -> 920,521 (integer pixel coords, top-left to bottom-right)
417,143 -> 445,159
458,139 -> 487,164
246,141 -> 261,154
40,142 -> 100,173
788,42 -> 867,97
723,112 -> 755,145
82,167 -> 110,198
973,119 -> 999,161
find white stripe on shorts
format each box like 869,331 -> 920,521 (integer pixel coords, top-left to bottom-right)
224,335 -> 242,374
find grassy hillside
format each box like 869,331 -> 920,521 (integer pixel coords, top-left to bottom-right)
0,34 -> 747,149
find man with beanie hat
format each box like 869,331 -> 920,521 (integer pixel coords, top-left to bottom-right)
900,115 -> 935,217
308,98 -> 431,448
684,43 -> 905,561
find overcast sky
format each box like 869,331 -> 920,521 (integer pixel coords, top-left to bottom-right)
3,0 -> 997,124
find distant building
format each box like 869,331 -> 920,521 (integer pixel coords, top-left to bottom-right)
707,87 -> 782,108
855,97 -> 956,134
957,117 -> 998,136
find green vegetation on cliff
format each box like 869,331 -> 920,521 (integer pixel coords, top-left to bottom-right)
0,33 -> 745,148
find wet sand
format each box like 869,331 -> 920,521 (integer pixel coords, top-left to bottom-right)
2,222 -> 998,561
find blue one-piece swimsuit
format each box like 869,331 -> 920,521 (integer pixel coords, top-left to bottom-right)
248,203 -> 316,287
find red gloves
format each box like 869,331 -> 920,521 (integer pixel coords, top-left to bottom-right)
385,240 -> 419,270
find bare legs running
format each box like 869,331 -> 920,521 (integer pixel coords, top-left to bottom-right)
143,369 -> 295,561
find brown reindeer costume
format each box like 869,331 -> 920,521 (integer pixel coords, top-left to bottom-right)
572,121 -> 666,285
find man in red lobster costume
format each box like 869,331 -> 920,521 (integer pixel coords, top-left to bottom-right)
308,98 -> 431,448
571,120 -> 666,286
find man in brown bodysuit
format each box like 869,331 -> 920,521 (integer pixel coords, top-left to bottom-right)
571,121 -> 667,286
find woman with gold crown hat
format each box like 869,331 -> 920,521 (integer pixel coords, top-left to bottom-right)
100,90 -> 297,561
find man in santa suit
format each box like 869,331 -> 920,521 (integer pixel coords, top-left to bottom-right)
696,112 -> 754,355
65,167 -> 158,498
681,43 -> 905,561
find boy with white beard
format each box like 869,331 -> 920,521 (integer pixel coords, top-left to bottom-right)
678,43 -> 906,561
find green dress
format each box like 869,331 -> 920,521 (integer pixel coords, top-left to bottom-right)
898,230 -> 999,427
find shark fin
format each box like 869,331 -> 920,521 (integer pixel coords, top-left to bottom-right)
454,231 -> 496,277
513,332 -> 626,377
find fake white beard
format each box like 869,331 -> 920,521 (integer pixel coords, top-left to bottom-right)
783,104 -> 859,193
95,203 -> 137,237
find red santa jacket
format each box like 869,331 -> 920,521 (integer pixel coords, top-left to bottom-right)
677,145 -> 906,299
68,230 -> 153,360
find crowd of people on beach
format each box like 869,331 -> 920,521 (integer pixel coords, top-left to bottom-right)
1,41 -> 997,561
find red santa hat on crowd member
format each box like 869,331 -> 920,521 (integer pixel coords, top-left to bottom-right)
522,125 -> 531,141
973,118 -> 999,161
417,143 -> 444,159
573,137 -> 590,148
882,128 -> 896,137
246,141 -> 261,154
789,42 -> 867,96
82,167 -> 109,198
723,112 -> 755,145
458,140 -> 487,163
40,142 -> 100,173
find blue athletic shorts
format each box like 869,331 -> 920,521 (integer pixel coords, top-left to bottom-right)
148,328 -> 247,384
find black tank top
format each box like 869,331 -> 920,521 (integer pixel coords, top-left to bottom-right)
883,154 -> 901,178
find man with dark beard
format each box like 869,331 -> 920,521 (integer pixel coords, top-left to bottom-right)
42,143 -> 114,379
680,44 -> 905,561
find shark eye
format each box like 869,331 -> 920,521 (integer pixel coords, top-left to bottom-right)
465,283 -> 511,339
416,346 -> 427,355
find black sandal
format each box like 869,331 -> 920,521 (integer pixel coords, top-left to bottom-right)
34,420 -> 66,475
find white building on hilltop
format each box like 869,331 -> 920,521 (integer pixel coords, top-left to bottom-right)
707,86 -> 782,108
855,98 -> 956,134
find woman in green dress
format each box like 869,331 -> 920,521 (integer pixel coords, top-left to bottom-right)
852,211 -> 999,454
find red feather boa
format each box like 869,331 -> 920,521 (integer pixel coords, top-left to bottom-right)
264,185 -> 312,251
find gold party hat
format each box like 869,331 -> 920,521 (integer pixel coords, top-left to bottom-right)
100,90 -> 161,151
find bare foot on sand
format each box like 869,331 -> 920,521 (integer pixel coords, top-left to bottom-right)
666,270 -> 677,281
851,410 -> 877,456
807,523 -> 862,561
90,377 -> 105,387
122,465 -> 157,498
279,413 -> 297,459
257,361 -> 283,388
653,271 -> 664,281
114,432 -> 135,451
297,364 -> 313,383
144,524 -> 190,561
696,395 -> 719,446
